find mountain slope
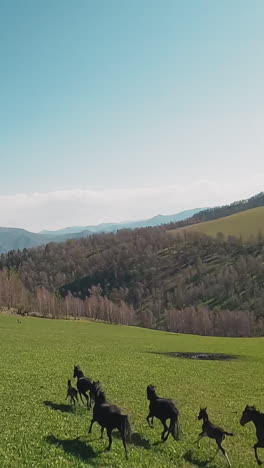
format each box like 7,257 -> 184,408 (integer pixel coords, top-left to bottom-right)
0,208 -> 204,253
166,192 -> 264,232
0,227 -> 92,253
169,206 -> 264,240
40,208 -> 205,236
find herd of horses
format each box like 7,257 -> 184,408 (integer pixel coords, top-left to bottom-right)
64,365 -> 264,465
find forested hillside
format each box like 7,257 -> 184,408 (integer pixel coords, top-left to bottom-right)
1,192 -> 264,336
1,225 -> 264,336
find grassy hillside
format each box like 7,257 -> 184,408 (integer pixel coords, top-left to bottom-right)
0,314 -> 263,467
169,206 -> 264,241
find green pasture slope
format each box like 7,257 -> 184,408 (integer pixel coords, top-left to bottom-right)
0,315 -> 263,467
170,206 -> 264,240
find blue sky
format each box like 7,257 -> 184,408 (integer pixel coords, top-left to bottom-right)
1,0 -> 264,230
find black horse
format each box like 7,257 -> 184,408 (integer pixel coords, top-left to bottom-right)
146,384 -> 180,441
88,388 -> 131,459
73,365 -> 96,408
240,405 -> 264,465
66,379 -> 78,405
197,407 -> 233,466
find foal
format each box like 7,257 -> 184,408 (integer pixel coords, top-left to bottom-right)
66,379 -> 78,405
197,408 -> 233,466
240,405 -> 264,465
146,385 -> 180,441
73,365 -> 94,408
89,388 -> 131,459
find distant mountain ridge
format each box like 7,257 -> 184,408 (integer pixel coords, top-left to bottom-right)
0,208 -> 204,253
39,208 -> 205,236
0,227 -> 92,254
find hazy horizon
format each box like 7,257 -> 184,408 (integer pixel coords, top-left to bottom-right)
1,1 -> 264,230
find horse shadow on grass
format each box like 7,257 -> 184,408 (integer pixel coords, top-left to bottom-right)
45,435 -> 97,465
183,449 -> 220,468
43,400 -> 74,413
112,430 -> 152,449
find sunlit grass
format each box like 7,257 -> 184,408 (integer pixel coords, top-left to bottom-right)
0,314 -> 263,467
169,206 -> 264,240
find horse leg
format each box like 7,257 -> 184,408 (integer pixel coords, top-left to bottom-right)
166,417 -> 177,441
120,428 -> 128,459
160,419 -> 169,441
106,428 -> 113,452
79,391 -> 84,405
100,427 -> 104,439
89,390 -> 93,408
147,413 -> 154,428
217,440 -> 231,467
88,419 -> 95,434
254,442 -> 263,466
84,392 -> 90,409
196,432 -> 206,448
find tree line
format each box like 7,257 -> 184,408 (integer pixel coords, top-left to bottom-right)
1,224 -> 264,336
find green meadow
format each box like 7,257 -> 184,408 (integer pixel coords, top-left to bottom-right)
170,206 -> 264,240
0,314 -> 263,467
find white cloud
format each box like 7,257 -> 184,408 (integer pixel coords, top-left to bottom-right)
0,176 -> 263,232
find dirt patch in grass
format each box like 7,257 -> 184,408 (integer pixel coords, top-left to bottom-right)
151,351 -> 239,361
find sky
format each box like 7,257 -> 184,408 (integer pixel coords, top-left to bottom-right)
1,0 -> 264,231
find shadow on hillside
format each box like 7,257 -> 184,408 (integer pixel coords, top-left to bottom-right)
183,449 -> 219,468
112,430 -> 152,449
45,435 -> 97,464
43,400 -> 73,413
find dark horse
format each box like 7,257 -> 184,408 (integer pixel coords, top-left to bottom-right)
240,405 -> 264,465
66,379 -> 78,405
88,388 -> 131,459
197,408 -> 233,466
146,384 -> 180,441
73,365 -> 96,408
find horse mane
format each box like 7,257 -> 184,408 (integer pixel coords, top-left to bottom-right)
95,390 -> 107,404
147,385 -> 159,400
246,405 -> 263,415
74,365 -> 85,378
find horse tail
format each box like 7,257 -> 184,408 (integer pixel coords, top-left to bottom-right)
170,415 -> 180,440
224,432 -> 234,437
121,415 -> 131,442
174,418 -> 180,440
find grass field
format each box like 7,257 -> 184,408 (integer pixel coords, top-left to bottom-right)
169,206 -> 264,240
0,315 -> 264,467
